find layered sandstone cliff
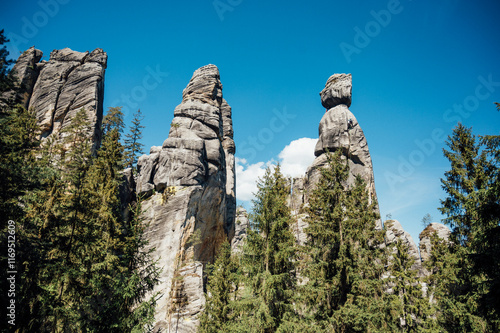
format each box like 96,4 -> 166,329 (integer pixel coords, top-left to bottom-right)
135,65 -> 236,332
7,47 -> 107,151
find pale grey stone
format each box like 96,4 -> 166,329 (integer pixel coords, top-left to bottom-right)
136,152 -> 160,196
385,220 -> 423,273
24,47 -> 106,151
419,223 -> 451,263
320,73 -> 352,108
182,64 -> 222,108
136,64 -> 236,331
173,100 -> 222,135
50,47 -> 89,63
150,145 -> 162,154
231,207 -> 249,253
154,138 -> 207,189
2,46 -> 43,108
288,72 -> 381,254
221,98 -> 233,139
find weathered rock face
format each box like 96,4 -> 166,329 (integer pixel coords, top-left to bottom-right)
22,47 -> 107,150
5,47 -> 107,151
222,99 -> 237,235
320,73 -> 352,109
231,207 -> 249,253
384,219 -> 423,273
419,223 -> 451,264
136,64 -> 235,332
2,46 -> 43,108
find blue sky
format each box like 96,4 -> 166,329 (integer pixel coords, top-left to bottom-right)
2,0 -> 499,244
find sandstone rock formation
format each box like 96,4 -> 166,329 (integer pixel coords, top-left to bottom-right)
320,73 -> 352,108
289,73 -> 381,244
419,223 -> 451,264
311,74 -> 377,213
29,47 -> 107,150
135,64 -> 235,332
384,219 -> 423,273
231,207 -> 249,253
2,46 -> 43,108
382,220 -> 451,286
6,47 -> 107,152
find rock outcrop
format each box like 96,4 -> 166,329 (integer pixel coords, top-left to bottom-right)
384,220 -> 423,273
382,220 -> 451,281
419,223 -> 451,264
136,65 -> 235,332
2,46 -> 43,108
6,47 -> 107,151
311,74 -> 377,214
289,73 -> 381,244
29,47 -> 107,150
231,207 -> 249,253
320,73 -> 352,108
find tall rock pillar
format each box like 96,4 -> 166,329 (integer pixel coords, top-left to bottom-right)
291,73 -> 381,242
310,74 -> 378,217
136,64 -> 236,332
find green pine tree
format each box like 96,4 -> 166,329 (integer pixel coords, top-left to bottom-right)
0,29 -> 15,107
435,121 -> 500,332
199,241 -> 238,333
14,107 -> 159,332
79,106 -> 159,331
124,109 -> 145,171
206,164 -> 297,332
242,164 -> 297,332
0,104 -> 55,332
298,150 -> 387,332
385,234 -> 438,332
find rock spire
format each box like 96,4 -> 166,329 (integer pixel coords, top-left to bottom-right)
135,64 -> 236,332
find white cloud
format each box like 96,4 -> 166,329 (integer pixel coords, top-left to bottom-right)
278,137 -> 318,177
235,137 -> 318,203
235,158 -> 268,202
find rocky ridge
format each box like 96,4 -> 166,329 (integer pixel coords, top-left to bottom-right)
134,64 -> 236,332
8,47 -> 107,151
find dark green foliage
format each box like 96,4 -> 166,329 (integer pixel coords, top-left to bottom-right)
386,235 -> 437,332
0,105 -> 159,332
0,105 -> 52,332
296,150 -> 387,332
199,241 -> 238,333
0,29 -> 15,104
124,109 -> 145,171
433,121 -> 500,332
200,164 -> 297,332
0,105 -> 41,220
241,164 -> 297,332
